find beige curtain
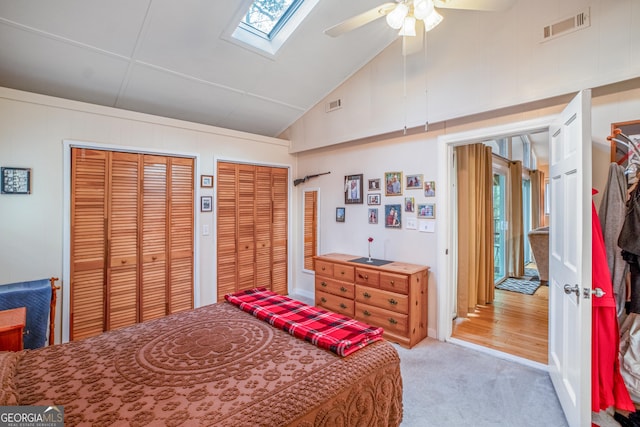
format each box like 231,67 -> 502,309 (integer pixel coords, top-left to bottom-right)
456,144 -> 494,318
506,161 -> 524,278
530,170 -> 542,230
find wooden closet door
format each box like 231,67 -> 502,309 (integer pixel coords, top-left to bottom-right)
168,157 -> 194,313
271,167 -> 288,295
217,162 -> 238,300
141,155 -> 168,321
237,164 -> 256,290
255,166 -> 272,286
107,152 -> 139,331
70,148 -> 108,340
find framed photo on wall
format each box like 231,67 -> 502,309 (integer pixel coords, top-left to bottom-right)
418,203 -> 435,219
200,175 -> 214,188
368,178 -> 381,191
201,196 -> 212,212
367,193 -> 381,205
384,172 -> 403,196
384,204 -> 401,228
405,174 -> 423,189
424,181 -> 436,197
345,174 -> 363,204
368,208 -> 378,224
1,167 -> 31,194
336,207 -> 346,222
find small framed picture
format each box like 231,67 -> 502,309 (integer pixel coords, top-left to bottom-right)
424,181 -> 436,197
384,172 -> 403,196
404,196 -> 415,212
368,178 -> 381,191
201,175 -> 214,188
336,207 -> 346,222
367,193 -> 381,205
418,203 -> 435,219
406,174 -> 423,189
384,204 -> 402,228
368,208 -> 378,224
345,174 -> 363,204
201,196 -> 212,212
1,167 -> 31,194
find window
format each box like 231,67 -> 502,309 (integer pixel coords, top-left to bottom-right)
230,0 -> 318,56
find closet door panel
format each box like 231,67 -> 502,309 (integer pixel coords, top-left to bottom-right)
168,157 -> 194,313
271,167 -> 288,295
217,163 -> 238,300
71,148 -> 108,340
237,165 -> 256,289
107,152 -> 139,330
255,166 -> 272,286
141,155 -> 168,321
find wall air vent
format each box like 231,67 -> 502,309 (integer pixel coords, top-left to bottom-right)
325,98 -> 342,113
542,8 -> 590,42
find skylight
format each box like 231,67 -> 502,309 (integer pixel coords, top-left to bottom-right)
229,0 -> 317,56
240,0 -> 303,39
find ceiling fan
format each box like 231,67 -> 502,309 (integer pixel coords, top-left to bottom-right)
324,0 -> 516,38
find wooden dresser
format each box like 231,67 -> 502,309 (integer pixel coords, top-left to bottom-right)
0,307 -> 26,351
314,253 -> 429,348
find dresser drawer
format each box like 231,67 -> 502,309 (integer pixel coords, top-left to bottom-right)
333,264 -> 354,282
355,268 -> 380,288
355,285 -> 408,314
315,260 -> 334,277
355,302 -> 408,335
316,290 -> 354,317
380,272 -> 409,294
315,277 -> 355,299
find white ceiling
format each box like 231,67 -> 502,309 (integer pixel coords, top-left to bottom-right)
0,0 -> 403,138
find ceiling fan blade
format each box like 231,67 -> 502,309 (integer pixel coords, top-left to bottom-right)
324,2 -> 396,37
433,0 -> 516,11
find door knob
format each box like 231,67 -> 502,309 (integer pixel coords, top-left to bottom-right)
583,287 -> 606,299
563,284 -> 579,296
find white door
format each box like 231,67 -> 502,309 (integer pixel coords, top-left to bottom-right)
548,89 -> 592,427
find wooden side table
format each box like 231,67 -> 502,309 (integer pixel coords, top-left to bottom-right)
0,307 -> 26,351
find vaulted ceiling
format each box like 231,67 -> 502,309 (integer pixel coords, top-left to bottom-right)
0,0 -> 402,138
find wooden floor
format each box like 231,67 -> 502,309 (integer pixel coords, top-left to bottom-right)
451,285 -> 549,364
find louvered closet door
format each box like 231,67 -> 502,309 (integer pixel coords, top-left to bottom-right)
237,164 -> 257,290
271,167 -> 288,295
141,155 -> 168,322
70,148 -> 108,340
168,157 -> 194,313
108,152 -> 139,331
255,166 -> 272,287
217,162 -> 238,300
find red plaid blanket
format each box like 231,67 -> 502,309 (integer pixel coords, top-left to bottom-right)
224,288 -> 384,357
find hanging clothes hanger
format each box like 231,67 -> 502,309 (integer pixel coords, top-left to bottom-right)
609,128 -> 640,166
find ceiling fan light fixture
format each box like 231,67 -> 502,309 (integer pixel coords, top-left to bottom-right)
423,9 -> 443,32
413,0 -> 434,21
398,16 -> 417,36
386,2 -> 409,29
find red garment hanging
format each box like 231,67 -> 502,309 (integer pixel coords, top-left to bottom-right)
592,189 -> 635,412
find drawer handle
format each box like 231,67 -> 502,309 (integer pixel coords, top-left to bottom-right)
121,260 -> 127,264
363,292 -> 371,299
321,297 -> 327,303
363,310 -> 371,316
388,318 -> 398,325
388,298 -> 398,305
320,282 -> 327,287
340,271 -> 345,275
340,286 -> 347,293
340,303 -> 347,309
390,280 -> 395,285
152,256 -> 157,261
321,266 -> 325,271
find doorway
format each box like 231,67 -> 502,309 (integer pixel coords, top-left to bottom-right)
436,119 -> 552,366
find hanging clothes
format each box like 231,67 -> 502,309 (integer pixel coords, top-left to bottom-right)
619,183 -> 640,314
592,189 -> 635,413
599,162 -> 629,317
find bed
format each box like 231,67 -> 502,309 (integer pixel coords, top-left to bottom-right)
1,294 -> 403,426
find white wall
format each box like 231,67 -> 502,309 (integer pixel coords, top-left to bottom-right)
291,79 -> 640,339
0,87 -> 295,343
285,0 -> 640,152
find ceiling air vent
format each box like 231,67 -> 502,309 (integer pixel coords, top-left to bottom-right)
325,98 -> 342,113
542,8 -> 590,42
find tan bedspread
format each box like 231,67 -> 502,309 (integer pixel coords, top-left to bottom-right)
14,302 -> 402,426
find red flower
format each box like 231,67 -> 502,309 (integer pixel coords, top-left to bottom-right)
368,237 -> 373,242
